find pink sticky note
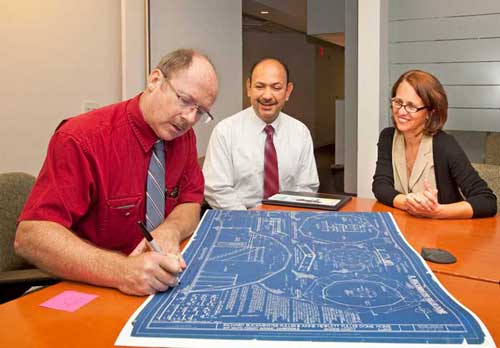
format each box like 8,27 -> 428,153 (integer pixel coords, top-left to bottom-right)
40,290 -> 98,312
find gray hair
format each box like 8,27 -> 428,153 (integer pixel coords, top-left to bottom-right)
155,49 -> 215,78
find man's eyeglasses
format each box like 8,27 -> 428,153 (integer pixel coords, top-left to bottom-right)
390,98 -> 427,114
163,78 -> 214,124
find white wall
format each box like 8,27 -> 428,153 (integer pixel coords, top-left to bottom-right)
387,0 -> 500,161
357,0 -> 380,199
0,0 -> 242,177
149,0 -> 242,157
0,0 -> 122,175
388,0 -> 500,132
121,0 -> 146,100
343,0 -> 358,194
379,0 -> 389,131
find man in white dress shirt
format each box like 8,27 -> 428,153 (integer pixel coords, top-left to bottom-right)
203,58 -> 319,210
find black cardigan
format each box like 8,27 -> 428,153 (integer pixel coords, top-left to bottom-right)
372,127 -> 497,218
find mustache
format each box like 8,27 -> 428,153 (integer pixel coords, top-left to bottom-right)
258,99 -> 277,106
172,118 -> 189,132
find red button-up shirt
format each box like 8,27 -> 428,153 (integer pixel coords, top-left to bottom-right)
19,94 -> 204,255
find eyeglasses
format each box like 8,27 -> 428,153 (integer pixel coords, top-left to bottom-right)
163,78 -> 214,124
390,98 -> 427,114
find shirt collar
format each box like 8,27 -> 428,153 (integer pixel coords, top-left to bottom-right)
127,93 -> 158,153
246,106 -> 283,136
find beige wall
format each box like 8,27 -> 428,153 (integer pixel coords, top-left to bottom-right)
149,0 -> 242,157
0,0 -> 122,175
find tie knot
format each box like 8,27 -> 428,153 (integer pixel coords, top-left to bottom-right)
264,125 -> 274,136
154,139 -> 164,152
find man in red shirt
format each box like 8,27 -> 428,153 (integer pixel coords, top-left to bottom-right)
15,49 -> 218,296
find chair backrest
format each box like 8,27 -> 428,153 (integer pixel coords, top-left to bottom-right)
485,132 -> 500,165
0,172 -> 35,272
197,156 -> 205,168
471,163 -> 500,212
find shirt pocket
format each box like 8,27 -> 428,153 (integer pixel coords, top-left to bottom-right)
102,196 -> 142,252
233,146 -> 262,185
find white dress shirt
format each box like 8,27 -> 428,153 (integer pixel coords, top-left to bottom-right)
203,107 -> 319,210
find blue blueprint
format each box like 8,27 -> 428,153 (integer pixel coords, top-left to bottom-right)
130,211 -> 486,345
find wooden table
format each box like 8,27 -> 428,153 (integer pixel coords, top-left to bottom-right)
262,198 -> 500,282
0,198 -> 498,347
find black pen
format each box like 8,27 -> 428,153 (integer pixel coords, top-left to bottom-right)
138,221 -> 163,253
137,221 -> 181,286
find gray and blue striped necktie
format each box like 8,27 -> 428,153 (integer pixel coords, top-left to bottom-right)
146,139 -> 165,232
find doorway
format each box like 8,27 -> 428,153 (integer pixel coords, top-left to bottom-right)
242,9 -> 345,193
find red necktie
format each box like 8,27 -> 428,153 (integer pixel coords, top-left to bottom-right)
263,125 -> 279,199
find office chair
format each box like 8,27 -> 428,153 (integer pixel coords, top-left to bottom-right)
0,172 -> 58,303
484,132 -> 500,165
471,133 -> 500,212
472,163 -> 500,212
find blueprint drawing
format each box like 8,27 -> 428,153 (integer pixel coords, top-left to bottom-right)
116,211 -> 492,347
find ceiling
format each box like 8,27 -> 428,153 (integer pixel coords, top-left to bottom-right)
242,0 -> 307,33
242,0 -> 345,47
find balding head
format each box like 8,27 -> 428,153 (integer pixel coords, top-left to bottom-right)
249,57 -> 290,84
140,49 -> 218,140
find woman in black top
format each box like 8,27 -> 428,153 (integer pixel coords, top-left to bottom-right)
372,70 -> 496,218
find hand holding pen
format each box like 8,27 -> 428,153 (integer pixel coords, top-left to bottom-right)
138,221 -> 182,287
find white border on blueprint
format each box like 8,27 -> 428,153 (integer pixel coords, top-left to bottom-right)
115,212 -> 495,348
115,211 -> 211,347
117,336 -> 495,348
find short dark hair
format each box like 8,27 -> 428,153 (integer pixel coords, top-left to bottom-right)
249,57 -> 290,84
391,69 -> 448,135
155,48 -> 215,78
